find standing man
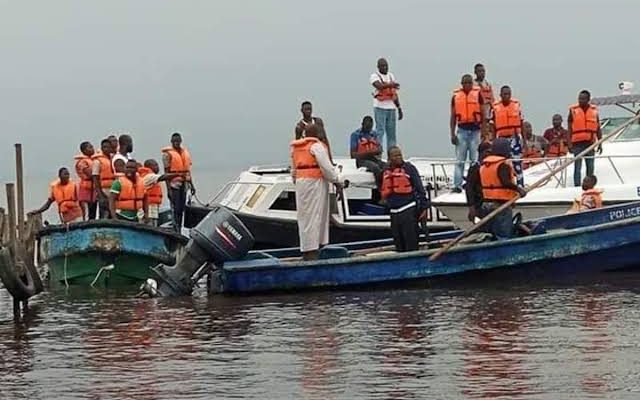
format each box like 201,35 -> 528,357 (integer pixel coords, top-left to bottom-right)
450,74 -> 484,192
522,121 -> 548,169
92,138 -> 116,219
107,134 -> 119,154
473,63 -> 494,142
568,90 -> 602,186
291,124 -> 343,261
479,138 -> 527,239
112,134 -> 133,174
350,115 -> 385,190
138,159 -> 183,226
543,114 -> 570,157
371,58 -> 403,150
295,101 -> 324,139
162,132 -> 195,231
381,146 -> 429,252
74,141 -> 97,220
29,168 -> 83,224
491,85 -> 526,186
109,159 -> 148,222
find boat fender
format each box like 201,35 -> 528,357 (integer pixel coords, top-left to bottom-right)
0,246 -> 42,301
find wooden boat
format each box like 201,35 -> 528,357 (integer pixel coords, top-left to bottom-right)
209,201 -> 640,294
37,220 -> 188,288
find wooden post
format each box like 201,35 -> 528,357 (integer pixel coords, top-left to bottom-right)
15,144 -> 25,241
6,183 -> 16,258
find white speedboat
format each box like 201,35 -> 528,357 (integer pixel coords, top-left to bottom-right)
432,93 -> 640,229
185,157 -> 457,248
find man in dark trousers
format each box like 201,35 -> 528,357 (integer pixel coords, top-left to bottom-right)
568,90 -> 601,186
464,141 -> 493,223
381,146 -> 429,252
478,138 -> 527,239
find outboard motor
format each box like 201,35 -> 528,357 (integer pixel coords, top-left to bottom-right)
145,206 -> 254,297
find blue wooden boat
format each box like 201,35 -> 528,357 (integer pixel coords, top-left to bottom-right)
37,220 -> 188,288
209,201 -> 640,294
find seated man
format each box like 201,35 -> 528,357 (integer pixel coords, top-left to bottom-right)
109,159 -> 148,223
464,141 -> 493,222
381,146 -> 429,252
479,138 -> 527,239
350,116 -> 386,198
579,175 -> 603,211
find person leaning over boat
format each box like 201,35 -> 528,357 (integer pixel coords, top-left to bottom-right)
381,146 -> 429,252
138,159 -> 184,227
568,90 -> 602,187
29,167 -> 83,224
291,123 -> 344,261
473,63 -> 494,142
350,115 -> 386,192
109,159 -> 148,223
543,114 -> 569,158
162,132 -> 196,232
491,85 -> 525,186
522,121 -> 548,169
91,138 -> 116,219
74,141 -> 97,220
371,57 -> 403,150
112,133 -> 133,174
479,138 -> 527,240
450,74 -> 484,193
464,141 -> 493,223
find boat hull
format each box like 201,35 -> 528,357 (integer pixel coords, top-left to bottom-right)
215,204 -> 640,293
38,220 -> 188,289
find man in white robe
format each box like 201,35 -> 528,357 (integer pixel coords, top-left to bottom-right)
292,124 -> 342,260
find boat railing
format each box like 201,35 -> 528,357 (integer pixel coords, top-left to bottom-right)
427,154 -> 640,198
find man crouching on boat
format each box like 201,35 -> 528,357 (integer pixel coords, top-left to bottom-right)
109,159 -> 149,223
479,138 -> 527,239
381,146 -> 429,252
291,124 -> 344,261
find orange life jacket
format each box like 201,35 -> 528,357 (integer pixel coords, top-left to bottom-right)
138,167 -> 163,205
381,167 -> 413,198
74,154 -> 93,191
570,104 -> 599,144
291,137 -> 325,179
546,130 -> 569,157
480,155 -> 518,202
580,189 -> 603,210
492,100 -> 522,138
373,73 -> 398,102
161,146 -> 192,184
356,135 -> 380,155
50,180 -> 83,223
474,82 -> 495,105
115,175 -> 146,211
523,147 -> 543,170
453,88 -> 482,124
91,152 -> 115,189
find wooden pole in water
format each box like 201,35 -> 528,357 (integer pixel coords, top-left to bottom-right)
6,183 -> 16,258
15,144 -> 25,241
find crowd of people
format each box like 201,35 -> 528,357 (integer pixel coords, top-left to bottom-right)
28,132 -> 195,232
291,58 -> 606,256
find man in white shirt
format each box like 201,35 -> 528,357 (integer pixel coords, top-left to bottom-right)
112,134 -> 133,173
370,58 -> 403,151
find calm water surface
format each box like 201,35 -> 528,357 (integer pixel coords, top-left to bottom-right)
3,275 -> 640,399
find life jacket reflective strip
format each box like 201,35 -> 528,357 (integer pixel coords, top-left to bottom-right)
373,73 -> 397,101
50,180 -> 83,223
138,167 -> 163,205
91,152 -> 115,189
115,175 -> 146,211
161,146 -> 192,184
356,136 -> 380,155
581,189 -> 603,210
74,154 -> 93,191
454,88 -> 482,124
291,137 -> 324,179
381,167 -> 413,198
570,104 -> 599,144
474,82 -> 495,105
492,100 -> 522,137
480,155 -> 518,201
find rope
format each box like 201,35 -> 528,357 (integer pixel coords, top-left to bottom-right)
90,264 -> 114,287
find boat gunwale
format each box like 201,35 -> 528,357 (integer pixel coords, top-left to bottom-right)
36,219 -> 189,243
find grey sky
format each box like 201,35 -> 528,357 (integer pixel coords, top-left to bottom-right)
1,0 -> 638,190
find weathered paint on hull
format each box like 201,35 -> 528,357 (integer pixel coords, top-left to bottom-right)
217,215 -> 640,294
38,220 -> 187,289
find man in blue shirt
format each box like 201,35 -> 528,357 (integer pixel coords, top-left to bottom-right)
381,146 -> 429,252
350,116 -> 385,189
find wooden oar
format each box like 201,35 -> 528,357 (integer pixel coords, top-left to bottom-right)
429,112 -> 640,261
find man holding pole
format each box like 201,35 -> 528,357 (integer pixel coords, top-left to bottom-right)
568,90 -> 601,186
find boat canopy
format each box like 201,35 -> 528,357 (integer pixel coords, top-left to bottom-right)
591,94 -> 640,106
